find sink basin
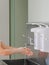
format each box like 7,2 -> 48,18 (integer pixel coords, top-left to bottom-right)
3,59 -> 40,65
3,58 -> 46,65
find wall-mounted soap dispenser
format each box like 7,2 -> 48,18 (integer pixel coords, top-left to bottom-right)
31,23 -> 49,53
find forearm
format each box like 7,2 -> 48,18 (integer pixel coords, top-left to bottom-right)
0,48 -> 20,56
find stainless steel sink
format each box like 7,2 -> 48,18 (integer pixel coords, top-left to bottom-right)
3,58 -> 46,65
3,59 -> 39,65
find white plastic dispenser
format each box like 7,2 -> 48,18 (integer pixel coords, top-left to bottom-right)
31,23 -> 49,53
31,23 -> 44,50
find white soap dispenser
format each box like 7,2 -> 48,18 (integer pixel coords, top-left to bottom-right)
31,23 -> 49,53
31,23 -> 44,50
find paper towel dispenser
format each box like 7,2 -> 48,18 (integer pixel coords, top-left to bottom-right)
31,23 -> 49,53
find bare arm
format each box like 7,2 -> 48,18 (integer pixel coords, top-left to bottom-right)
0,48 -> 18,56
0,41 -> 33,56
0,47 -> 33,56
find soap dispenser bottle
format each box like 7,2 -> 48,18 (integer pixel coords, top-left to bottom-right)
31,23 -> 49,53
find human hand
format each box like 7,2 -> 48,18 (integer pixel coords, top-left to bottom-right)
18,47 -> 33,56
38,51 -> 48,58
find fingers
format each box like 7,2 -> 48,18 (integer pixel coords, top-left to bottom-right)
22,51 -> 33,56
38,51 -> 48,58
18,47 -> 33,56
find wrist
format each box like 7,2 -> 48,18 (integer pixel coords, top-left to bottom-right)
17,47 -> 23,53
12,47 -> 23,54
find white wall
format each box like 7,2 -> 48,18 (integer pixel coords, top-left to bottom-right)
28,0 -> 49,23
0,0 -> 9,59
